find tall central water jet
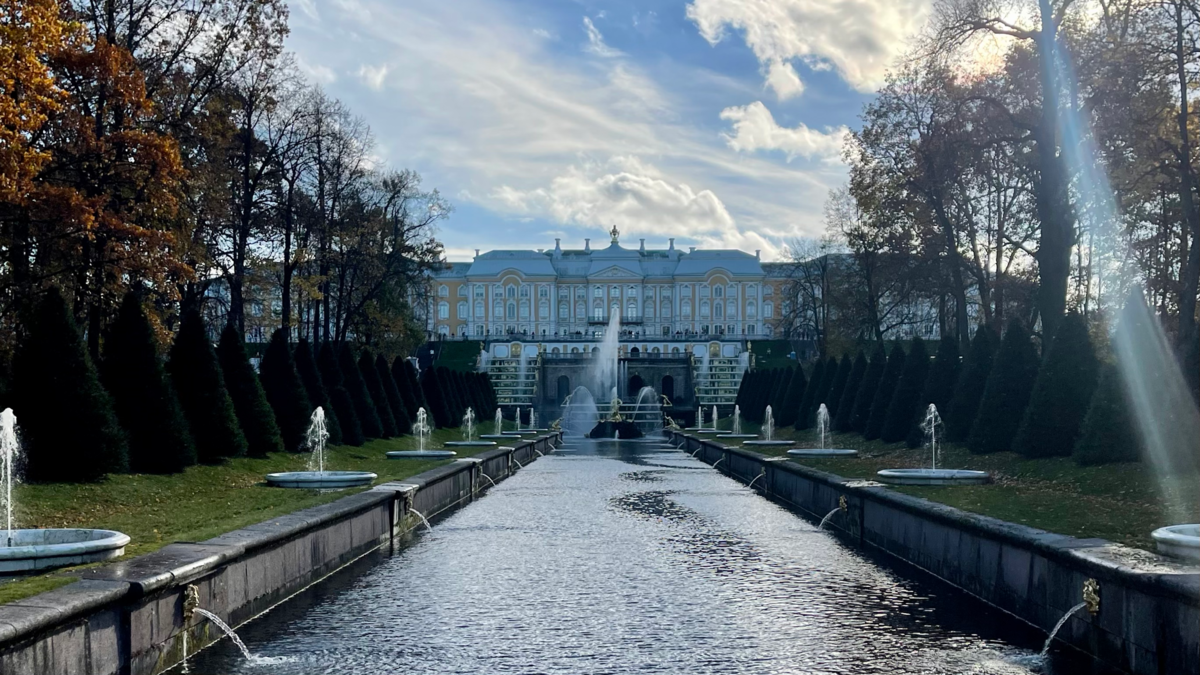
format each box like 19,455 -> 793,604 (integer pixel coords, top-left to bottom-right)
267,407 -> 377,488
387,407 -> 459,458
876,405 -> 988,485
718,404 -> 756,439
745,405 -> 793,447
789,403 -> 857,456
1,408 -> 18,547
445,407 -> 498,448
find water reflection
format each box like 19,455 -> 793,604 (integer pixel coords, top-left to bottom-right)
173,441 -> 1095,674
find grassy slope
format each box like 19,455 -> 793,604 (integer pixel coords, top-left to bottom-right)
436,340 -> 486,372
0,426 -> 510,604
711,419 -> 1199,551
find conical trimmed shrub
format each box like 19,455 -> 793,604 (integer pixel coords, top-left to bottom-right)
392,357 -> 421,422
259,329 -> 313,453
776,365 -> 807,427
102,293 -> 195,474
1073,363 -> 1141,465
834,351 -> 868,433
906,339 -> 960,448
864,343 -> 906,441
377,355 -> 412,435
848,345 -> 887,433
168,307 -> 247,463
422,367 -> 452,428
826,355 -> 853,418
13,288 -> 128,481
318,342 -> 364,446
967,320 -> 1039,454
358,350 -> 397,438
795,360 -> 825,430
339,343 -> 383,439
881,337 -> 930,443
810,357 -> 839,425
946,328 -> 996,442
771,368 -> 793,414
294,339 -> 342,445
217,324 -> 284,458
1013,312 -> 1099,458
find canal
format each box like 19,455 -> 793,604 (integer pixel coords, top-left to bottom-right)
175,440 -> 1093,674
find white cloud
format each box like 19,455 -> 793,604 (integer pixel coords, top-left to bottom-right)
532,28 -> 553,40
765,59 -> 803,99
686,0 -> 930,92
296,55 -> 337,84
583,17 -> 622,58
356,63 -> 389,90
720,101 -> 847,161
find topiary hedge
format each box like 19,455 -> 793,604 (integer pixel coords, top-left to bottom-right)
258,329 -> 313,453
833,351 -> 867,433
864,343 -> 906,441
881,337 -> 929,443
217,324 -> 284,458
968,320 -> 1039,454
168,308 -> 247,464
847,344 -> 887,433
293,339 -> 342,445
1013,312 -> 1098,458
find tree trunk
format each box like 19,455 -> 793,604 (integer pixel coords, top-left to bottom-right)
1174,0 -> 1200,392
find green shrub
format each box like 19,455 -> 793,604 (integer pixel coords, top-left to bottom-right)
906,338 -> 959,448
847,345 -> 887,433
833,351 -> 867,433
811,357 -> 839,422
968,320 -> 1039,454
101,293 -> 195,474
770,367 -> 793,415
317,342 -> 364,446
217,324 -> 284,458
864,343 -> 906,441
168,308 -> 247,463
826,355 -> 853,419
422,367 -> 452,428
1073,363 -> 1142,465
1013,312 -> 1099,458
776,364 -> 807,427
795,360 -> 825,430
293,339 -> 342,445
339,343 -> 383,439
258,329 -> 313,452
358,349 -> 397,438
881,337 -> 929,443
392,357 -> 423,420
946,328 -> 996,442
14,288 -> 128,481
376,355 -> 411,435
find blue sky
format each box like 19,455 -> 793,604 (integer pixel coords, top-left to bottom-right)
284,0 -> 930,261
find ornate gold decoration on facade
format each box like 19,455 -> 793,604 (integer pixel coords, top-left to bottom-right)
1083,578 -> 1100,616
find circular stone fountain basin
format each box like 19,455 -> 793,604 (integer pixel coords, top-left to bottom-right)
743,440 -> 795,447
717,434 -> 758,439
265,471 -> 378,489
0,529 -> 131,573
386,450 -> 457,459
480,434 -> 520,439
787,448 -> 859,457
443,441 -> 498,447
694,430 -> 724,435
1151,524 -> 1200,561
876,469 -> 989,485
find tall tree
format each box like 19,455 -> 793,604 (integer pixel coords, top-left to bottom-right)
865,343 -> 907,441
847,344 -> 888,433
968,320 -> 1039,454
293,339 -> 343,445
168,307 -> 247,463
1013,312 -> 1098,457
881,337 -> 930,443
834,351 -> 868,432
217,324 -> 284,457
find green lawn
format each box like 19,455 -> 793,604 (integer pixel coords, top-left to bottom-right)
747,340 -> 797,370
435,340 -> 486,372
0,426 -> 511,604
710,419 -> 1199,551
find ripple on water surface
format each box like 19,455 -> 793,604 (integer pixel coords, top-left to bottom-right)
173,441 -> 1091,675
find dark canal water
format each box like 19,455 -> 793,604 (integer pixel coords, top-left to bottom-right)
175,441 -> 1093,674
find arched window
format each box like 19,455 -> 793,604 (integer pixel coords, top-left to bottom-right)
507,302 -> 516,320
458,286 -> 468,297
437,324 -> 449,335
727,300 -> 736,318
682,304 -> 691,318
539,287 -> 548,298
628,286 -> 638,298
714,303 -> 723,319
609,285 -> 619,297
437,302 -> 449,319
475,324 -> 484,335
626,301 -> 637,319
519,301 -> 530,319
438,285 -> 449,297
593,287 -> 602,298
506,286 -> 516,298
700,300 -> 710,318
593,306 -> 604,321
492,302 -> 502,318
538,301 -> 549,320
559,303 -> 569,319
520,286 -> 529,297
576,302 -> 585,318
747,284 -> 757,297
475,301 -> 484,317
763,302 -> 774,318
644,301 -> 655,319
746,303 -> 757,319
457,302 -> 467,319
714,285 -> 723,298
662,305 -> 671,318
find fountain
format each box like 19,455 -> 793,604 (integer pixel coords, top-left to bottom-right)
481,407 -> 519,439
876,404 -> 989,485
590,394 -> 642,439
744,406 -> 793,447
561,386 -> 600,438
696,404 -> 722,434
0,408 -> 131,572
789,404 -> 858,457
444,408 -> 497,447
1151,524 -> 1200,561
387,408 -> 457,459
718,405 -> 757,439
266,407 -> 378,488
686,405 -> 706,431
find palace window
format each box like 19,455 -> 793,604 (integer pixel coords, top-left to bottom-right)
458,286 -> 468,297
539,287 -> 548,298
520,286 -> 529,298
727,300 -> 736,318
519,301 -> 530,319
507,302 -> 516,320
662,306 -> 671,318
457,302 -> 467,319
437,302 -> 449,319
438,285 -> 448,297
682,304 -> 691,318
628,286 -> 638,298
763,302 -> 774,318
475,325 -> 484,335
506,286 -> 516,298
746,304 -> 757,319
644,301 -> 655,319
609,285 -> 619,297
475,301 -> 484,317
626,301 -> 637,319
714,303 -> 723,319
576,302 -> 585,318
538,301 -> 549,320
593,287 -> 602,298
763,285 -> 774,296
713,286 -> 723,298
699,300 -> 710,318
559,303 -> 569,319
475,287 -> 485,298
747,284 -> 757,297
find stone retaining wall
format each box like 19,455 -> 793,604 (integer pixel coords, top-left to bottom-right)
0,435 -> 559,675
672,432 -> 1199,675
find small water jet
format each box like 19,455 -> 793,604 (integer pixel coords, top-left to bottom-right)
876,405 -> 989,486
409,508 -> 433,532
444,408 -> 498,447
0,408 -> 130,572
266,408 -> 378,488
746,469 -> 766,491
696,405 -> 723,434
744,406 -> 793,447
481,407 -> 521,439
718,405 -> 757,439
387,408 -> 457,459
686,405 -> 706,431
818,496 -> 849,531
789,404 -> 857,457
